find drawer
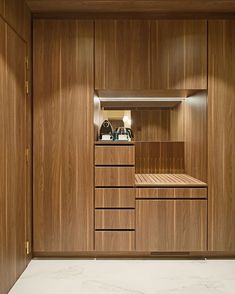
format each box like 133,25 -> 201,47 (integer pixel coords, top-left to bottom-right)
95,167 -> 135,187
136,188 -> 207,199
95,145 -> 135,165
95,231 -> 135,251
95,188 -> 135,208
95,209 -> 135,230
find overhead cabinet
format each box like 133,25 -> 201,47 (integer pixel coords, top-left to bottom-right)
95,20 -> 207,91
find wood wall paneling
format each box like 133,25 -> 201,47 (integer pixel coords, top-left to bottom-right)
33,20 -> 94,253
4,0 -> 29,41
135,142 -> 185,174
184,92 -> 208,183
208,20 -> 235,251
0,0 -> 3,17
95,20 -> 151,90
151,20 -> 207,90
136,200 -> 207,251
0,18 -> 28,293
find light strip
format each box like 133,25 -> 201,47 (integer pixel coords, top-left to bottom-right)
99,97 -> 185,102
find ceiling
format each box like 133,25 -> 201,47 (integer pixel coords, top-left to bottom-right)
26,0 -> 235,14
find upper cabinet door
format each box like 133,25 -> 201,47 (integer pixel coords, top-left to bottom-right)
151,20 -> 207,90
95,20 -> 151,90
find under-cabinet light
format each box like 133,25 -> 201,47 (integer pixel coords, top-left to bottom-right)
99,97 -> 185,102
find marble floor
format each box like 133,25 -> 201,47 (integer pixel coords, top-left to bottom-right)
9,259 -> 235,294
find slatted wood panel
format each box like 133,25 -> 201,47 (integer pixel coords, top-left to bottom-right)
33,20 -> 94,253
208,20 -> 235,252
135,174 -> 207,187
0,19 -> 28,294
26,0 -> 235,13
151,20 -> 207,90
135,142 -> 185,174
136,200 -> 207,251
95,20 -> 151,90
0,0 -> 3,16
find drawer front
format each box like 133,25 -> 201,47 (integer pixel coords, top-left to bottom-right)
95,231 -> 135,251
136,200 -> 207,252
95,188 -> 135,208
95,209 -> 135,229
95,145 -> 135,165
136,188 -> 207,199
95,167 -> 135,187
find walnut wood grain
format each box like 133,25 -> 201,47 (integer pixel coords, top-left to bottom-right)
95,167 -> 135,187
151,20 -> 207,90
4,0 -> 30,41
95,231 -> 135,252
184,92 -> 208,183
136,188 -> 207,199
95,20 -> 151,90
208,20 -> 235,252
135,174 -> 207,187
95,146 -> 135,165
27,0 -> 235,13
135,142 -> 185,174
0,19 -> 28,293
95,188 -> 135,208
136,200 -> 207,251
95,209 -> 135,230
33,20 -> 94,252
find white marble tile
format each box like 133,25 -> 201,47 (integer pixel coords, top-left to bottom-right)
9,259 -> 235,294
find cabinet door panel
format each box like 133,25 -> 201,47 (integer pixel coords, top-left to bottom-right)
208,20 -> 235,251
0,19 -> 27,293
33,20 -> 94,252
151,20 -> 207,90
95,20 -> 151,90
136,200 -> 207,252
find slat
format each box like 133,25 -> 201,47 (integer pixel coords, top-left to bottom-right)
135,174 -> 207,187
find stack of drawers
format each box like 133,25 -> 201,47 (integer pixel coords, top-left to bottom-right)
94,143 -> 135,251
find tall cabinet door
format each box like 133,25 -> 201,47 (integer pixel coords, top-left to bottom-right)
0,19 -> 27,293
33,20 -> 94,253
151,20 -> 207,90
208,21 -> 235,252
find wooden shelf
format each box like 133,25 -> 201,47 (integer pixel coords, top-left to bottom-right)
135,174 -> 207,187
95,141 -> 135,145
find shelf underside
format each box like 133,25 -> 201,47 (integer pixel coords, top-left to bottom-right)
135,174 -> 207,187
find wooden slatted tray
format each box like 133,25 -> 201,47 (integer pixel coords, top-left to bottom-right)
135,174 -> 207,187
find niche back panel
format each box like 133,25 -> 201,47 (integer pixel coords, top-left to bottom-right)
33,20 -> 94,253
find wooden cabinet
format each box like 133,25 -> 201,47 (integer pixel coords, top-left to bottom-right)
208,20 -> 235,252
95,231 -> 135,252
0,19 -> 28,294
95,145 -> 135,165
151,20 -> 207,90
95,167 -> 135,187
136,188 -> 207,199
33,20 -> 94,253
95,188 -> 135,208
136,200 -> 207,252
95,20 -> 151,90
95,20 -> 207,91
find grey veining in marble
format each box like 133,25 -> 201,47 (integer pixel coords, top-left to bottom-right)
9,259 -> 235,294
